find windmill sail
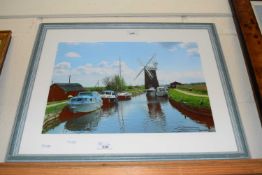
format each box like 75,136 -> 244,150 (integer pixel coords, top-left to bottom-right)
145,68 -> 153,79
134,54 -> 159,89
135,68 -> 144,80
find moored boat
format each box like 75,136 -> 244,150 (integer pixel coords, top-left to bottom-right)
146,87 -> 156,97
117,92 -> 132,100
68,91 -> 102,113
100,90 -> 118,104
156,86 -> 168,97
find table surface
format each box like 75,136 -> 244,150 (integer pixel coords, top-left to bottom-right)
0,159 -> 262,175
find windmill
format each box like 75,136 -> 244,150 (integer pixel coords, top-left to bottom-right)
135,54 -> 159,89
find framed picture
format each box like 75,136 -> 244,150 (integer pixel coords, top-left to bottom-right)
0,30 -> 12,74
230,0 -> 262,125
251,1 -> 262,34
6,23 -> 248,162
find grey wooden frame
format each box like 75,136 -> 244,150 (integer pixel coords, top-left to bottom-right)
6,23 -> 249,162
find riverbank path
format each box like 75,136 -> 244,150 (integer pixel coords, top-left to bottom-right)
47,101 -> 68,108
174,89 -> 209,98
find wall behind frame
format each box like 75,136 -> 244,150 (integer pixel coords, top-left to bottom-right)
0,0 -> 261,161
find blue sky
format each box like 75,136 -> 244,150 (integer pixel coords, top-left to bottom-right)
52,42 -> 206,87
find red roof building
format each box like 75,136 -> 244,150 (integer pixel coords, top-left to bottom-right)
47,83 -> 84,102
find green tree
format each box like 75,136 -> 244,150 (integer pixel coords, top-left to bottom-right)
103,75 -> 126,92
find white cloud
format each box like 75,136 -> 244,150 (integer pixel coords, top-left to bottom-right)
158,42 -> 200,57
158,43 -> 179,53
187,47 -> 199,56
52,62 -> 72,83
179,42 -> 200,57
179,43 -> 191,49
55,62 -> 71,69
98,60 -> 109,68
65,52 -> 81,58
52,59 -> 205,87
54,62 -> 71,76
66,60 -> 139,86
168,47 -> 177,52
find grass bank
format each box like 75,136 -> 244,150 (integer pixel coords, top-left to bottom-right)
168,88 -> 210,108
126,86 -> 145,96
84,87 -> 105,92
176,83 -> 208,95
45,100 -> 68,118
42,100 -> 68,133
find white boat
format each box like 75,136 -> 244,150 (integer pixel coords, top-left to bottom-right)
156,86 -> 168,97
100,90 -> 118,104
117,92 -> 132,100
146,87 -> 156,97
68,91 -> 102,113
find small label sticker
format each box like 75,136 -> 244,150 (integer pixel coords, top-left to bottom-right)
66,140 -> 77,144
127,30 -> 138,36
97,142 -> 112,150
41,144 -> 51,148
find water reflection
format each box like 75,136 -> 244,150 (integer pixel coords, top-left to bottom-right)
101,103 -> 118,117
65,110 -> 101,131
168,99 -> 215,129
146,96 -> 165,118
46,93 -> 215,133
116,102 -> 125,132
58,106 -> 85,122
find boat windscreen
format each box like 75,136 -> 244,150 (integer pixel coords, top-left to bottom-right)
79,92 -> 92,96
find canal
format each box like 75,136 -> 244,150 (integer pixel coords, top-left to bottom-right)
46,93 -> 215,134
